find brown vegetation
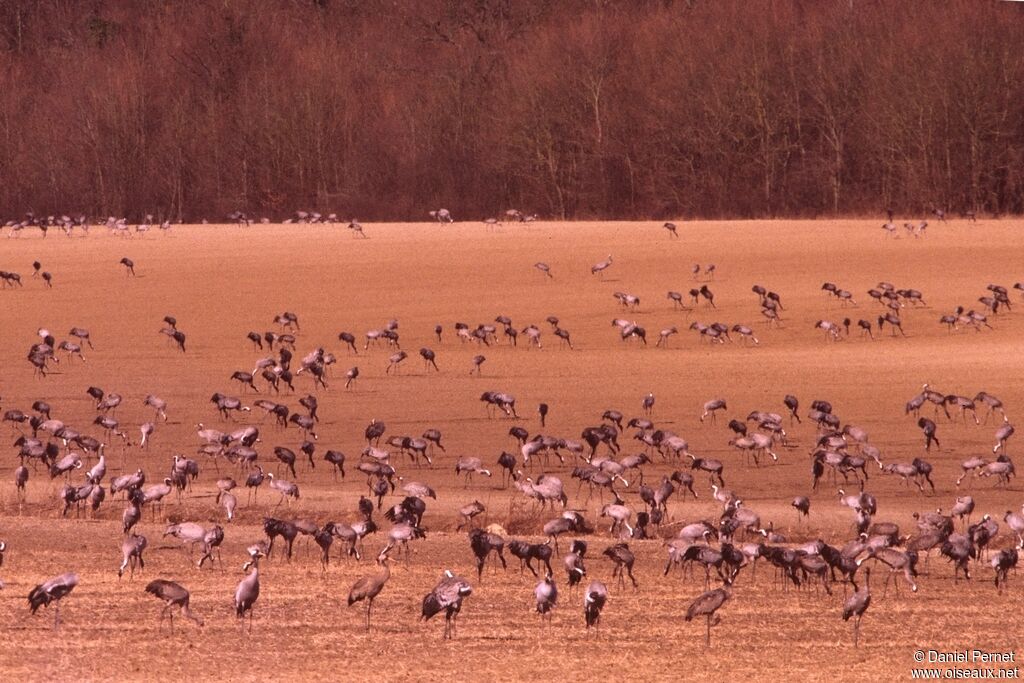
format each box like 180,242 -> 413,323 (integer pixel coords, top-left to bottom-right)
1,1 -> 1023,220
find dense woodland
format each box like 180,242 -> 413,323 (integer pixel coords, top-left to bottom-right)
1,0 -> 1022,221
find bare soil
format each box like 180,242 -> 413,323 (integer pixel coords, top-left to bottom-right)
0,220 -> 1021,682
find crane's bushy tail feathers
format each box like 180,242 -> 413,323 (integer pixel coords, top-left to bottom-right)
421,593 -> 443,621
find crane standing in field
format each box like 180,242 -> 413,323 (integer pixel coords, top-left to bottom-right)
685,587 -> 729,648
347,545 -> 393,631
28,572 -> 79,630
583,580 -> 608,631
235,548 -> 265,633
15,466 -> 29,500
245,466 -> 265,503
386,350 -> 408,374
143,394 -> 169,422
918,417 -> 940,451
591,255 -> 613,277
145,579 -> 204,632
419,348 -> 440,372
792,496 -> 811,523
993,422 -> 1015,453
843,567 -> 871,647
700,399 -> 727,424
422,570 -> 473,639
117,533 -> 148,579
265,473 -> 299,506
429,209 -> 453,223
535,572 -> 558,622
784,394 -> 801,424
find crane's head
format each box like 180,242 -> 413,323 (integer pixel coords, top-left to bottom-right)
243,548 -> 266,570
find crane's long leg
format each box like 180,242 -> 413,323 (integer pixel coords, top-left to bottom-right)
705,614 -> 711,648
161,603 -> 172,632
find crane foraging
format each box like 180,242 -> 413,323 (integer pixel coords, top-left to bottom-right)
28,572 -> 79,630
144,579 -> 204,632
591,255 -> 613,277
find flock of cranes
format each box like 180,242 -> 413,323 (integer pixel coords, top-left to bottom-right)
4,211 -> 1020,352
0,213 -> 1021,661
0,207 -> 974,241
0,207 -> 476,240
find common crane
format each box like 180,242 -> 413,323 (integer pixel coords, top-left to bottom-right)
685,587 -> 729,648
235,548 -> 265,633
28,572 -> 79,630
421,570 -> 473,639
144,579 -> 204,632
347,545 -> 394,630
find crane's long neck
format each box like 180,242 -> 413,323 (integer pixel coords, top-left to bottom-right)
182,603 -> 202,624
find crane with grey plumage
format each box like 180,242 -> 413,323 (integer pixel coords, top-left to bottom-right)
591,255 -> 613,277
117,533 -> 147,579
603,543 -> 638,589
792,496 -> 811,523
685,587 -> 729,648
145,579 -> 204,632
15,466 -> 28,501
993,422 -> 1014,453
842,567 -> 871,647
583,580 -> 607,631
534,572 -> 558,622
265,473 -> 299,506
28,572 -> 79,630
235,548 -> 265,633
422,570 -> 473,639
347,544 -> 393,631
700,398 -> 727,424
143,394 -> 168,422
